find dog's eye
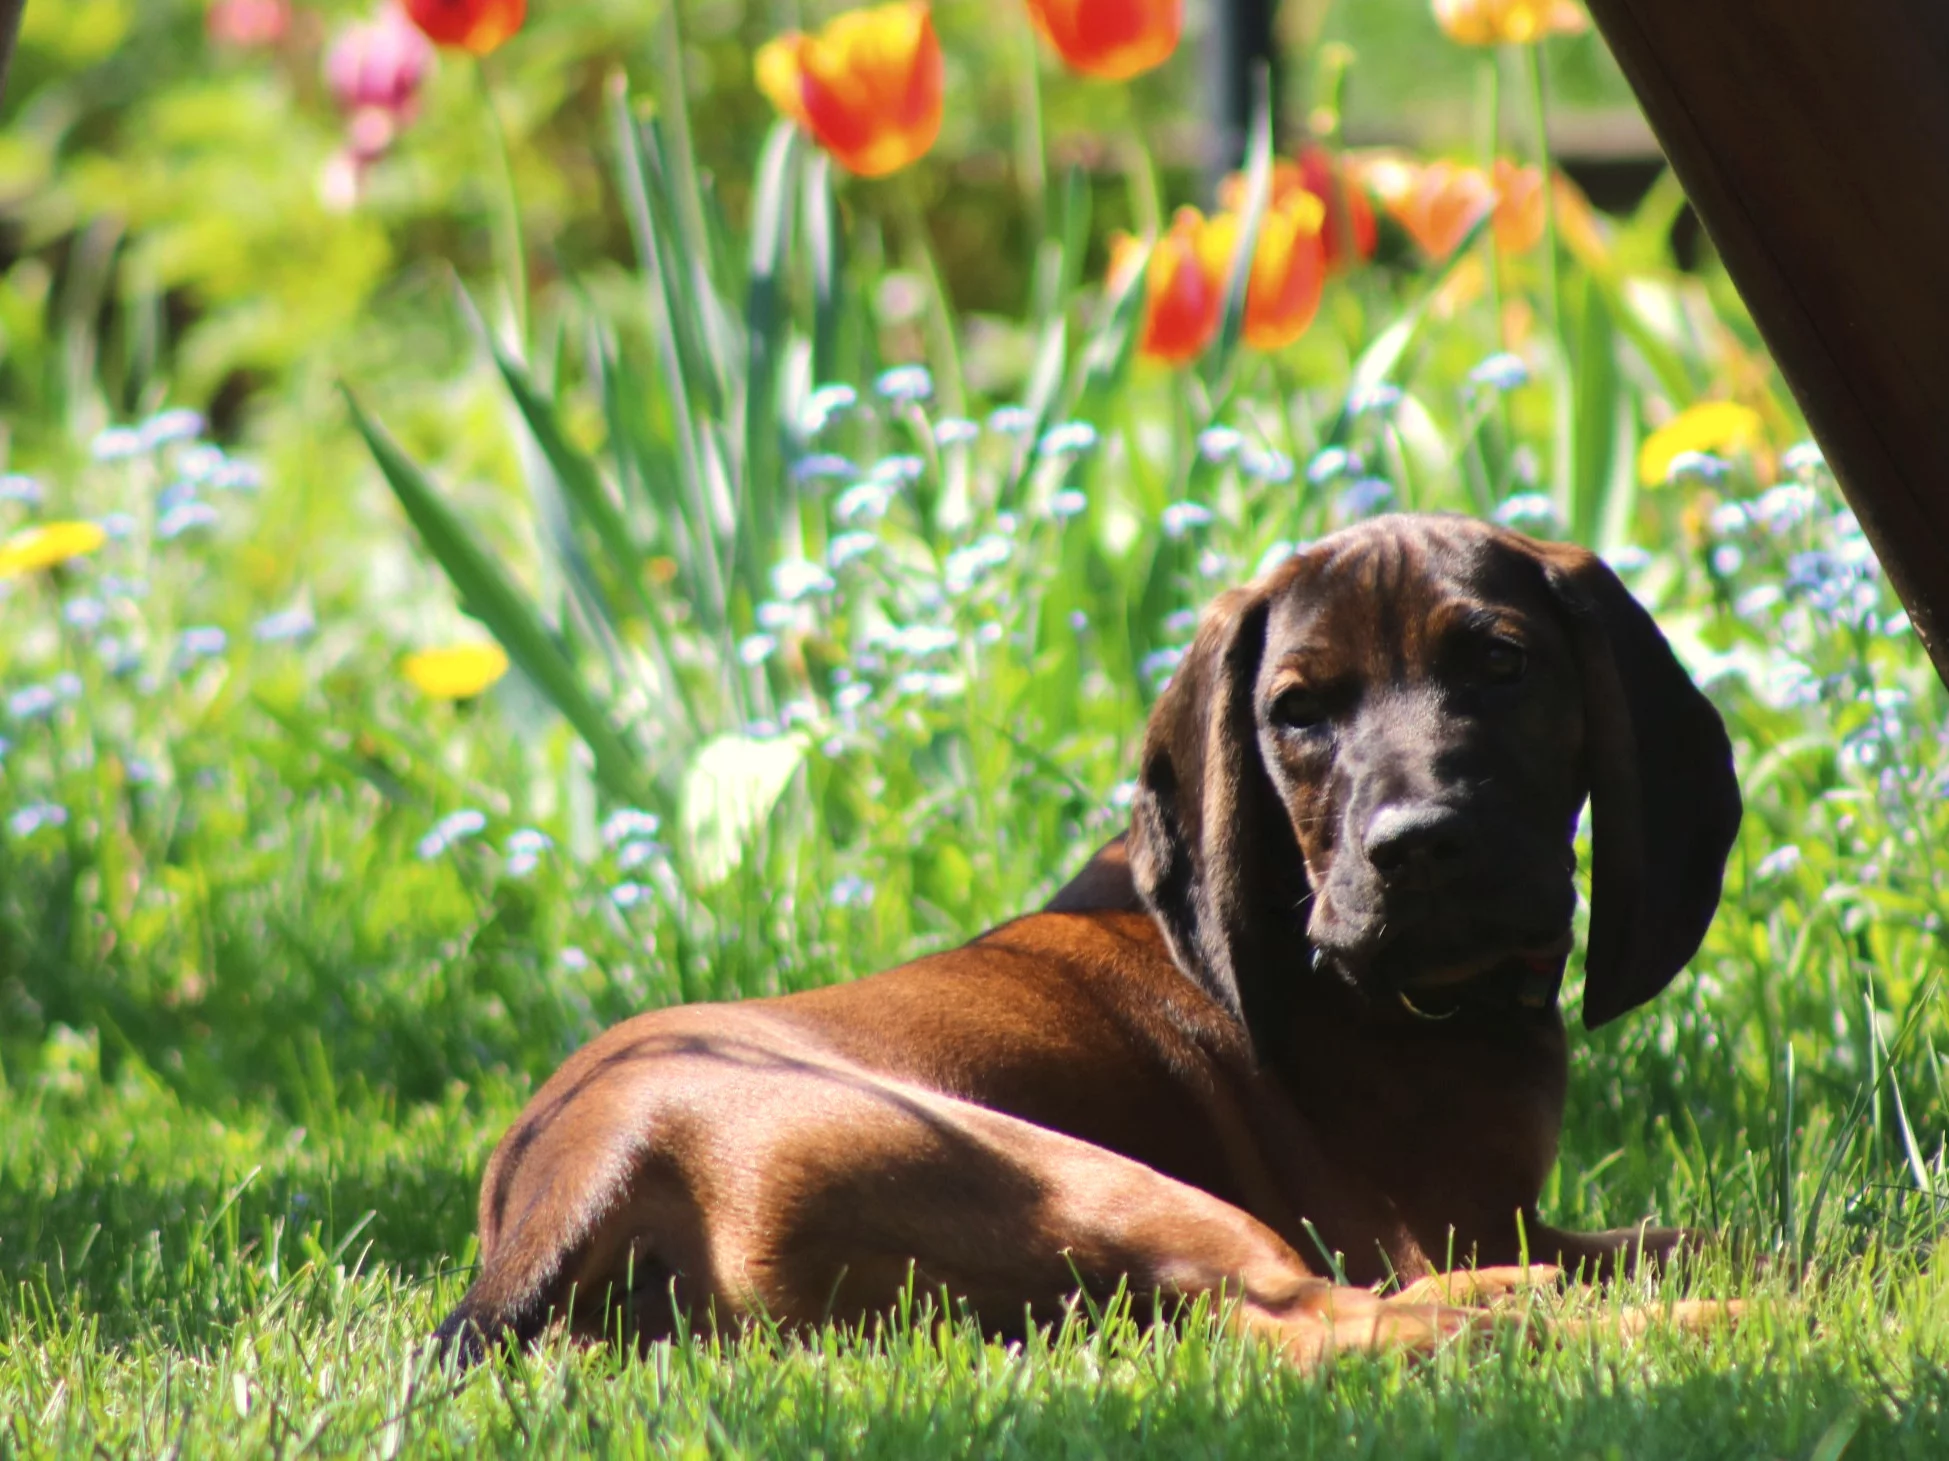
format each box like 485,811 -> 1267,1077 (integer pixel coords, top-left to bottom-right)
1483,638 -> 1528,683
1270,686 -> 1329,731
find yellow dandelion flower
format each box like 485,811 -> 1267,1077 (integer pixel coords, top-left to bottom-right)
0,521 -> 107,578
402,643 -> 510,700
1638,402 -> 1764,486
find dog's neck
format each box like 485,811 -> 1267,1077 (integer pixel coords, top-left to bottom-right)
1045,835 -> 1146,914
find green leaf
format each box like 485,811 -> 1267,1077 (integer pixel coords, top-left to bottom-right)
472,298 -> 647,611
611,84 -> 729,632
681,732 -> 806,886
1073,237 -> 1152,409
803,149 -> 844,384
1205,67 -> 1273,387
1568,274 -> 1619,547
342,384 -> 654,810
740,121 -> 797,604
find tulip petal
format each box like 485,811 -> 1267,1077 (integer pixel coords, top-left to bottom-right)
1432,0 -> 1588,47
760,2 -> 943,177
401,0 -> 525,54
755,37 -> 811,129
1244,201 -> 1327,351
1026,0 -> 1183,81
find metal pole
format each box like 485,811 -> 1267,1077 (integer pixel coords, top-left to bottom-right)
0,0 -> 25,107
1206,0 -> 1281,186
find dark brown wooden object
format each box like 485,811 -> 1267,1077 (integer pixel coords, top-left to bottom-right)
1582,0 -> 1949,682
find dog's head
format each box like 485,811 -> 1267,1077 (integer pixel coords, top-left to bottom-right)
1128,514 -> 1741,1042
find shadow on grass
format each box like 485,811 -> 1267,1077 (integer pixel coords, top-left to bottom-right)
0,1073 -> 504,1349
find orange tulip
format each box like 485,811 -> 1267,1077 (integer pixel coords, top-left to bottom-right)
1374,159 -> 1498,262
1492,159 -> 1546,254
400,0 -> 525,54
1432,0 -> 1587,46
1025,0 -> 1182,81
756,2 -> 944,178
1109,208 -> 1227,364
1220,147 -> 1376,274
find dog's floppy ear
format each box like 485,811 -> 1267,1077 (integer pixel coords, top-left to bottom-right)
1127,580 -> 1303,1051
1527,540 -> 1742,1028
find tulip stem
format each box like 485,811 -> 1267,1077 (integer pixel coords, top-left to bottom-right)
895,178 -> 967,420
1013,17 -> 1048,244
1478,51 -> 1504,348
1520,42 -> 1561,343
1125,139 -> 1163,242
1479,49 -> 1516,490
1520,40 -> 1569,528
476,57 -> 529,354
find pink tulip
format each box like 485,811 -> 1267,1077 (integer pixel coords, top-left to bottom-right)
325,7 -> 434,161
207,0 -> 291,50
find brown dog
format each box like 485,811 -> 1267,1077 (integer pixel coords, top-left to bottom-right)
434,514 -> 1742,1366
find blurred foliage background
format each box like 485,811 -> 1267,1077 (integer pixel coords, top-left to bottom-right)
0,0 -> 1642,426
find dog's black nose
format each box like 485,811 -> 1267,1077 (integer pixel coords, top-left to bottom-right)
1363,803 -> 1469,886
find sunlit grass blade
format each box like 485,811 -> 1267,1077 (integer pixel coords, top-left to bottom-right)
342,384 -> 654,810
1204,66 -> 1273,388
1800,966 -> 1945,1263
1070,239 -> 1152,415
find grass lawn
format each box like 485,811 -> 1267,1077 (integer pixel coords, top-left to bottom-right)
8,1050 -> 1949,1456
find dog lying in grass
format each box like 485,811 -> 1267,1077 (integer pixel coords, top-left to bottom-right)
436,514 -> 1743,1366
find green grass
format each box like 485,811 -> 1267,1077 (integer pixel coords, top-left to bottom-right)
7,1075 -> 1949,1456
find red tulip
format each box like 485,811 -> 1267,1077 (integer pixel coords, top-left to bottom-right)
400,0 -> 525,55
756,2 -> 944,178
1025,0 -> 1182,81
1193,196 -> 1330,352
1109,208 -> 1227,364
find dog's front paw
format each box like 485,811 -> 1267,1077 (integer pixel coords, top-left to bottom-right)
1390,1263 -> 1561,1308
